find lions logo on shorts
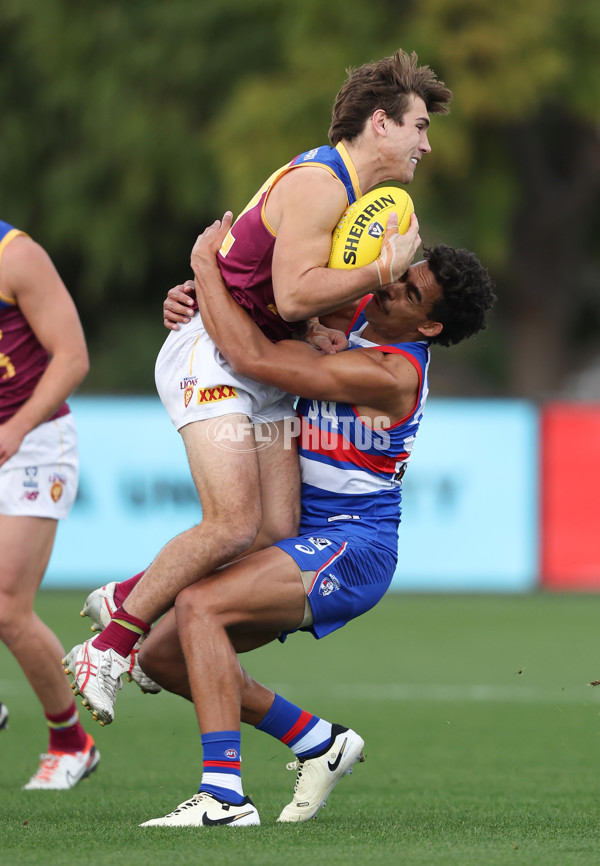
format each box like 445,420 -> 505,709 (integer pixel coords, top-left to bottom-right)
49,473 -> 66,503
180,376 -> 197,408
50,481 -> 63,502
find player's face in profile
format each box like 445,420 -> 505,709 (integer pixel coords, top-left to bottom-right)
382,95 -> 432,184
366,261 -> 442,337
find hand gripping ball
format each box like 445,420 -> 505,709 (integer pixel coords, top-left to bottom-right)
328,186 -> 414,269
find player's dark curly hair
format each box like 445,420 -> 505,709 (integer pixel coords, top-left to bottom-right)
424,245 -> 497,347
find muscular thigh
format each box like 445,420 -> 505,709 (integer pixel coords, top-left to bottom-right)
180,413 -> 261,520
178,546 -> 307,635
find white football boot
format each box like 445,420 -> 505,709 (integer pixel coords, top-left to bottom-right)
277,725 -> 365,822
23,733 -> 100,790
0,702 -> 8,731
140,792 -> 260,827
62,640 -> 127,725
80,582 -> 118,632
126,648 -> 162,694
80,584 -> 162,695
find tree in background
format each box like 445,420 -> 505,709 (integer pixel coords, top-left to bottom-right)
408,0 -> 600,397
0,0 -> 284,390
0,0 -> 598,397
211,0 -> 600,398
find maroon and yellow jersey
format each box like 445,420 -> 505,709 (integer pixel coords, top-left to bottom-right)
0,221 -> 69,424
217,143 -> 361,342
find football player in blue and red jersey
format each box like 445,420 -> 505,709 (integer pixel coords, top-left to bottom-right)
131,213 -> 496,828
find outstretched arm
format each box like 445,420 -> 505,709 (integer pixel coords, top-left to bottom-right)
162,278 -> 348,354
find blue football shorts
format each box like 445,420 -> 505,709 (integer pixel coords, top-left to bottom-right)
274,529 -> 397,640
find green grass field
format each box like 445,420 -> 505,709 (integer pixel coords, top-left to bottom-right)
2,591 -> 600,865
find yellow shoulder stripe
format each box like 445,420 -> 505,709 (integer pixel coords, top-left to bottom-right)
0,229 -> 28,304
335,142 -> 362,199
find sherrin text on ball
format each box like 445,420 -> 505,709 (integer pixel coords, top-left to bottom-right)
328,186 -> 414,270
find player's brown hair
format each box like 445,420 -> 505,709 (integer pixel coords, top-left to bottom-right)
328,49 -> 452,145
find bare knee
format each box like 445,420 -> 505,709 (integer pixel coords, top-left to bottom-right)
226,520 -> 261,558
0,589 -> 31,646
175,584 -> 213,624
198,502 -> 262,561
175,583 -> 234,640
259,513 -> 299,547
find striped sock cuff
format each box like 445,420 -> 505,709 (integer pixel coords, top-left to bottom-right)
281,710 -> 318,745
256,694 -> 320,747
200,731 -> 244,804
46,708 -> 79,730
113,606 -> 151,634
291,717 -> 332,757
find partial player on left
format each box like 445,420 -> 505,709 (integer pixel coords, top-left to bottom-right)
0,220 -> 99,789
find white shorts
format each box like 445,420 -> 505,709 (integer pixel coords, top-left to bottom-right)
155,311 -> 296,430
0,413 -> 79,519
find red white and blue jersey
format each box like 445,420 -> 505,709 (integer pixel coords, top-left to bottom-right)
217,143 -> 361,342
296,305 -> 430,556
0,220 -> 70,424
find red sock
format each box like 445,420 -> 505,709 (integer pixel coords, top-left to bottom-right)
47,701 -> 88,753
92,606 -> 151,657
113,570 -> 145,607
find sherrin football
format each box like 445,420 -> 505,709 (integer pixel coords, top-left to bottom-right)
328,186 -> 414,269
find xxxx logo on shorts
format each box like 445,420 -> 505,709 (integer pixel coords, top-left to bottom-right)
198,385 -> 238,404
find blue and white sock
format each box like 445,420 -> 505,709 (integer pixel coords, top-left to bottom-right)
199,731 -> 244,804
256,694 -> 332,759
